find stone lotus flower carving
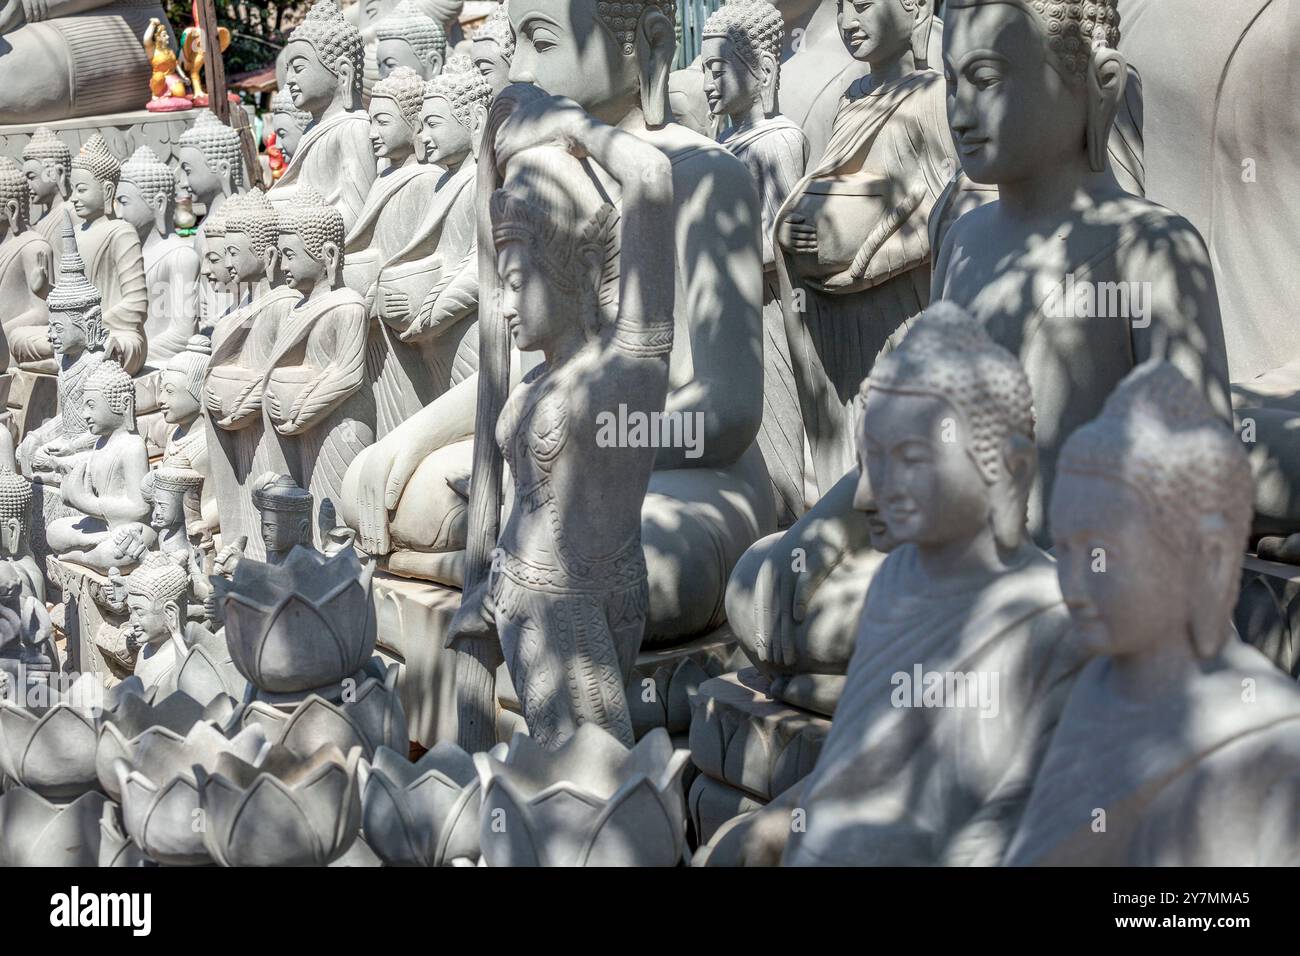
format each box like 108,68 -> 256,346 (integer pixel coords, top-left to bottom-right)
476,725 -> 692,867
99,801 -> 153,867
222,547 -> 377,694
111,721 -> 271,866
196,743 -> 363,867
174,629 -> 248,705
360,742 -> 482,866
0,789 -> 107,866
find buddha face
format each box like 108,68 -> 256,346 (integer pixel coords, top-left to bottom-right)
277,232 -> 326,291
369,96 -> 415,160
260,510 -> 308,555
838,0 -> 915,65
159,368 -> 200,426
151,487 -> 186,530
943,2 -> 1088,184
126,593 -> 172,648
860,390 -> 991,549
509,0 -> 642,123
23,159 -> 61,205
176,145 -> 223,208
272,110 -> 308,163
472,38 -> 512,95
202,234 -> 229,291
81,386 -> 124,437
497,241 -> 576,353
852,408 -> 896,553
47,313 -> 87,356
112,180 -> 160,236
285,39 -> 339,115
376,38 -> 425,79
223,229 -> 265,284
69,169 -> 108,221
419,95 -> 471,166
701,37 -> 760,119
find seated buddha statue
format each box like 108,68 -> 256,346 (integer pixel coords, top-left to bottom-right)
0,157 -> 51,374
116,146 -> 200,365
20,128 -> 70,267
373,0 -> 446,80
346,1 -> 775,653
1007,361 -> 1300,866
269,0 -> 379,233
46,359 -> 153,567
263,194 -> 375,538
268,89 -> 315,168
0,468 -> 44,601
704,304 -> 1082,866
469,4 -> 514,95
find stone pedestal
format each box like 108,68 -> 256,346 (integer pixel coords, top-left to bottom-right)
0,109 -> 201,171
46,558 -> 130,686
686,667 -> 831,844
1236,554 -> 1300,678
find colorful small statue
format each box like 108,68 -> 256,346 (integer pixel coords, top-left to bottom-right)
180,12 -> 233,108
266,130 -> 287,182
143,18 -> 194,113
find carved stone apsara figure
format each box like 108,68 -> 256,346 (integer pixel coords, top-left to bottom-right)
469,3 -> 515,95
702,0 -> 808,522
115,146 -> 200,364
20,128 -> 71,264
264,195 -> 375,534
269,88 -> 315,167
373,0 -> 446,80
447,124 -> 676,750
158,334 -> 215,532
0,158 -> 51,373
142,16 -> 192,111
775,0 -> 955,493
269,0 -> 378,233
1007,362 -> 1300,866
0,468 -> 44,601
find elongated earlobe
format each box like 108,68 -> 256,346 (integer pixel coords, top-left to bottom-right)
911,3 -> 933,68
759,51 -> 779,116
1086,47 -> 1127,173
637,10 -> 675,128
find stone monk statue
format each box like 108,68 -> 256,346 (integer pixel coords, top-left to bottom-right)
0,157 -> 51,373
21,128 -> 72,263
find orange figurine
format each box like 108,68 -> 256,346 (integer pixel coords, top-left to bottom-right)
143,18 -> 194,112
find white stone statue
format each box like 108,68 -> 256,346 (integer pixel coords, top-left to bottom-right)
373,0 -> 446,80
0,468 -> 44,601
157,334 -> 215,534
116,558 -> 192,697
0,156 -> 51,376
469,3 -> 514,95
269,88 -> 315,167
20,128 -> 72,262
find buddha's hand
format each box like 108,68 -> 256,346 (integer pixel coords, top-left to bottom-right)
112,526 -> 149,565
759,517 -> 848,669
494,94 -> 593,170
377,288 -> 410,326
205,386 -> 226,419
0,0 -> 28,33
778,214 -> 817,255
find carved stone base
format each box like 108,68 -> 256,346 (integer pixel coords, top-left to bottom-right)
0,109 -> 202,171
688,773 -> 767,847
1235,555 -> 1300,678
46,558 -> 129,686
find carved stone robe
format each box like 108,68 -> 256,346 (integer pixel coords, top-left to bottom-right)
71,218 -> 148,375
142,234 -> 199,363
0,230 -> 51,370
268,111 -> 377,232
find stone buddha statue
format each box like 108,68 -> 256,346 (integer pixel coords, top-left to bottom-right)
119,558 -> 191,697
64,134 -> 149,377
0,467 -> 44,601
269,88 -> 315,167
176,110 -> 245,239
158,335 -> 215,530
469,3 -> 514,95
20,127 -> 71,261
264,195 -> 375,534
116,146 -> 200,364
775,0 -> 956,494
347,0 -> 774,654
702,0 -> 808,522
143,462 -> 204,558
269,0 -> 379,233
0,157 -> 51,374
252,472 -> 314,565
46,359 -> 153,568
373,0 -> 446,80
16,213 -> 106,483
704,303 -> 1081,866
1007,361 -> 1300,866
0,0 -> 167,123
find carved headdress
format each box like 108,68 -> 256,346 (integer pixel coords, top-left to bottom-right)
70,134 -> 121,186
47,211 -> 106,341
290,0 -> 364,79
83,358 -> 136,432
119,145 -> 176,202
164,334 -> 213,403
223,190 -> 280,258
124,557 -> 189,605
178,111 -> 245,189
375,0 -> 447,64
252,473 -> 314,514
946,0 -> 1120,81
424,66 -> 492,130
472,4 -> 515,59
21,127 -> 72,169
373,66 -> 427,128
150,462 -> 205,498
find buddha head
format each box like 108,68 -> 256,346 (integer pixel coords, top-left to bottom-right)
1052,362 -> 1251,662
47,212 -> 107,358
81,359 -> 136,437
21,127 -> 72,208
490,137 -> 617,353
508,0 -> 678,126
369,66 -> 426,163
419,66 -> 492,167
858,301 -> 1036,557
69,134 -> 121,223
199,204 -> 230,292
222,190 -> 280,285
472,5 -> 516,95
159,334 -> 212,427
0,468 -> 33,557
943,0 -> 1124,181
124,560 -> 189,650
176,111 -> 245,212
0,158 -> 31,235
115,145 -> 175,241
147,465 -> 203,532
375,0 -> 447,80
252,473 -> 314,562
284,0 -> 365,116
270,88 -> 315,163
838,0 -> 933,69
701,0 -> 784,122
276,191 -> 345,295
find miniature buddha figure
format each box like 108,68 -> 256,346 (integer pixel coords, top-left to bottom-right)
0,157 -> 52,374
775,0 -> 955,493
64,134 -> 149,376
707,304 -> 1081,866
158,335 -> 216,534
264,195 -> 375,534
0,561 -> 56,693
20,128 -> 72,262
373,0 -> 446,80
16,214 -> 107,483
447,126 -> 676,750
144,463 -> 204,559
702,0 -> 808,521
269,89 -> 315,167
1007,362 -> 1300,866
116,146 -> 200,364
470,3 -> 515,95
46,360 -> 153,567
347,2 -> 773,656
0,468 -> 45,602
253,473 -> 315,565
119,559 -> 192,697
269,0 -> 379,232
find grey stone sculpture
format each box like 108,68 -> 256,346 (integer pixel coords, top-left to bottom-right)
157,335 -> 215,534
0,157 -> 52,372
20,127 -> 72,265
469,3 -> 514,95
0,468 -> 45,601
373,0 -> 447,80
176,111 -> 246,329
0,561 -> 57,698
269,89 -> 315,167
359,741 -> 482,866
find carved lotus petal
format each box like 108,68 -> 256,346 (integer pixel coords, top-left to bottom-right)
174,639 -> 248,706
197,743 -> 362,867
0,788 -> 106,866
0,699 -> 99,798
360,742 -> 481,866
99,800 -> 152,867
476,725 -> 690,867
